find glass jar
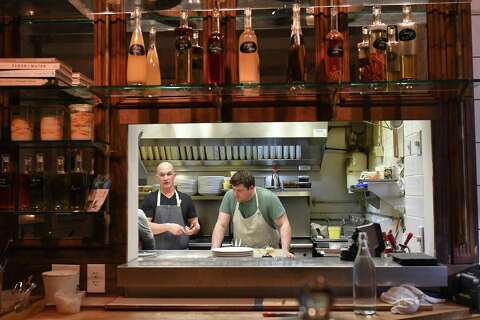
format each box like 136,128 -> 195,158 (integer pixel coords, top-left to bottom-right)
40,106 -> 64,141
69,104 -> 94,140
11,107 -> 34,141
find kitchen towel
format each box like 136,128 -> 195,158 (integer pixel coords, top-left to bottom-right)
380,284 -> 445,314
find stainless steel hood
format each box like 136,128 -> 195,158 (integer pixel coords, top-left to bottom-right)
138,122 -> 328,140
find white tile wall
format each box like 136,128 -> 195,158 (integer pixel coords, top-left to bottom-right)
405,197 -> 425,219
475,101 -> 480,142
405,175 -> 424,196
405,155 -> 423,176
477,143 -> 480,185
404,216 -> 424,253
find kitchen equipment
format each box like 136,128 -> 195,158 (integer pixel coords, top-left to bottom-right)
198,176 -> 224,195
390,253 -> 438,266
327,226 -> 341,240
346,151 -> 367,192
340,223 -> 385,261
452,265 -> 480,311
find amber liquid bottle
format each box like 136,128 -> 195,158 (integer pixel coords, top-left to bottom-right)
49,156 -> 69,211
18,156 -> 33,211
386,26 -> 401,81
127,6 -> 147,85
398,5 -> 417,80
0,154 -> 15,211
70,152 -> 88,211
325,7 -> 344,82
357,26 -> 371,81
369,6 -> 387,81
175,10 -> 192,84
239,8 -> 260,84
208,9 -> 225,84
191,31 -> 204,84
146,27 -> 161,85
287,3 -> 306,83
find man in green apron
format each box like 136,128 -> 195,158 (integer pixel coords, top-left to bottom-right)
140,162 -> 200,249
211,170 -> 294,258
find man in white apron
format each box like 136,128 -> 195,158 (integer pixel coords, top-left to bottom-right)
140,162 -> 200,249
211,170 -> 294,258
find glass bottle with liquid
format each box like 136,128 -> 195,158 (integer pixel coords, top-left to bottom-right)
357,26 -> 371,81
386,26 -> 401,81
127,5 -> 147,85
398,5 -> 417,80
175,10 -> 192,84
191,31 -> 204,84
353,232 -> 377,316
0,154 -> 15,211
30,153 -> 46,211
287,3 -> 306,83
239,8 -> 260,84
19,156 -> 33,211
325,7 -> 344,82
49,156 -> 69,211
208,9 -> 225,84
146,27 -> 161,85
70,152 -> 88,211
369,6 -> 387,81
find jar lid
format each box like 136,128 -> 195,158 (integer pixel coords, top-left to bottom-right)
69,104 -> 93,112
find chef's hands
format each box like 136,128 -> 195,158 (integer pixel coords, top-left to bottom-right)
167,223 -> 198,236
168,223 -> 187,236
184,223 -> 199,236
283,250 -> 295,259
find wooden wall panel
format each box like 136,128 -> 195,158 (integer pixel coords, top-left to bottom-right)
428,4 -> 477,264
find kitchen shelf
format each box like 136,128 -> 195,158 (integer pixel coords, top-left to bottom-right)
14,210 -> 103,216
139,190 -> 311,201
0,86 -> 98,104
0,140 -> 109,154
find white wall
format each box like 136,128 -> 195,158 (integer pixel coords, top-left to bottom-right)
403,122 -> 434,255
472,3 -> 480,257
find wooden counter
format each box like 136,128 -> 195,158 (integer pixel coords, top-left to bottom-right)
23,303 -> 474,320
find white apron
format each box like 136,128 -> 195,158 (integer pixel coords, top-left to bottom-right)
232,188 -> 280,248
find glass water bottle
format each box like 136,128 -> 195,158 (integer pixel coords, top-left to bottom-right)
353,232 -> 377,316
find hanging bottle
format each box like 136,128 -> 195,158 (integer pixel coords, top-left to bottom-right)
353,232 -> 377,316
0,154 -> 14,211
398,5 -> 417,80
369,6 -> 387,81
146,27 -> 161,85
287,3 -> 306,83
127,5 -> 147,85
49,155 -> 69,211
357,26 -> 370,81
191,31 -> 204,84
19,155 -> 33,211
175,10 -> 192,84
239,8 -> 260,84
70,152 -> 88,211
208,8 -> 225,84
386,26 -> 401,81
30,153 -> 46,211
325,6 -> 344,82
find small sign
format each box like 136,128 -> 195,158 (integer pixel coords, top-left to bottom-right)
313,128 -> 327,137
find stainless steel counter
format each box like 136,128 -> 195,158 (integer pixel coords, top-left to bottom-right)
118,250 -> 447,298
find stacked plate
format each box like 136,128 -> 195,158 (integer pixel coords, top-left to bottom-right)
211,247 -> 254,257
175,177 -> 198,195
198,176 -> 224,195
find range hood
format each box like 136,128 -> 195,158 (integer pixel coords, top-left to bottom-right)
138,122 -> 328,140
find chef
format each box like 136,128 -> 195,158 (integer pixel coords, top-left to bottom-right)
140,161 -> 200,249
211,170 -> 294,258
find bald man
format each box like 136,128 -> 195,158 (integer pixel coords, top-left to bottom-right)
140,162 -> 200,250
